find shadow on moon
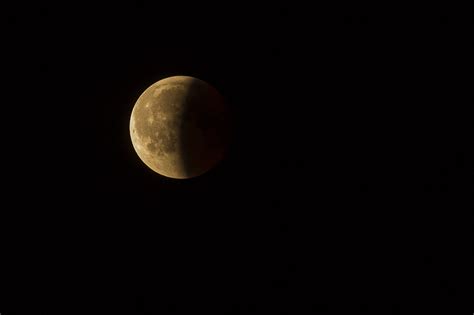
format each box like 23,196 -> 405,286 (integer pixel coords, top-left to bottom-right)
179,78 -> 232,178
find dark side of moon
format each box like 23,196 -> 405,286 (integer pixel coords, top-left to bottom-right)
130,76 -> 231,179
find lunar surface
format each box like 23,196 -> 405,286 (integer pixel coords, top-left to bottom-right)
130,76 -> 231,179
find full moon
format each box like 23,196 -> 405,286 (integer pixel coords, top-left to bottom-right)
129,76 -> 231,179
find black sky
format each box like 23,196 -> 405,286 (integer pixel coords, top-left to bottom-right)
4,1 -> 471,314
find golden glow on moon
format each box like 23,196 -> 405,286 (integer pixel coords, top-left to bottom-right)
130,76 -> 230,179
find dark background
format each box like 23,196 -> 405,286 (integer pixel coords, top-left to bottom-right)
3,1 -> 472,314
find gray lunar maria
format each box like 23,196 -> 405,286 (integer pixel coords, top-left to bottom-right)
129,76 -> 231,179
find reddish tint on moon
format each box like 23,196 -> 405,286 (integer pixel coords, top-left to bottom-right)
130,76 -> 231,179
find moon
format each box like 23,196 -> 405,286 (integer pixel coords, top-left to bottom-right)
129,75 -> 231,179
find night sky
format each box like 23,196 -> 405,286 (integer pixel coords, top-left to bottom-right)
5,2 -> 470,314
